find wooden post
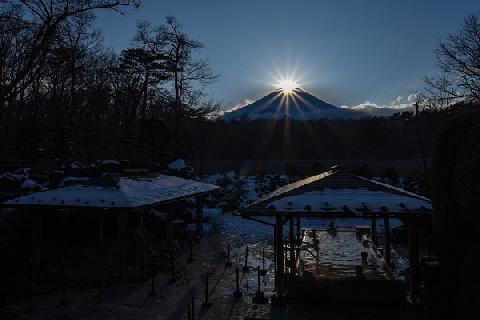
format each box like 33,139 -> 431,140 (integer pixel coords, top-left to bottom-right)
275,215 -> 284,293
202,272 -> 211,308
225,243 -> 232,267
149,259 -> 157,297
273,226 -> 277,292
98,211 -> 104,246
382,211 -> 391,266
169,249 -> 176,283
370,213 -> 377,246
166,206 -> 174,250
25,258 -> 33,312
188,238 -> 194,263
195,196 -> 203,236
118,211 -> 128,279
234,262 -> 242,298
296,216 -> 301,244
296,217 -> 301,266
32,212 -> 43,267
139,210 -> 145,278
191,294 -> 195,320
60,212 -> 68,305
289,217 -> 295,275
96,211 -> 104,303
408,215 -> 420,300
243,246 -> 249,272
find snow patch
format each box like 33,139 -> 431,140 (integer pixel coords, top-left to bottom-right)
168,159 -> 186,170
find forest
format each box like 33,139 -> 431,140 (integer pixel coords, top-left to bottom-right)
1,1 -> 479,170
0,1 -> 217,164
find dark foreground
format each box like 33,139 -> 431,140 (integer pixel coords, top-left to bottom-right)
2,217 -> 422,320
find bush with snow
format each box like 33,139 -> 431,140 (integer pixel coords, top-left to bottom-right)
166,159 -> 194,179
0,172 -> 45,199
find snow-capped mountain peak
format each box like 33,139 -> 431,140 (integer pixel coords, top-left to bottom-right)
222,88 -> 365,120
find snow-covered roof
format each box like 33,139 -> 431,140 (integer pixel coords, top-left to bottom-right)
240,168 -> 432,216
3,175 -> 220,209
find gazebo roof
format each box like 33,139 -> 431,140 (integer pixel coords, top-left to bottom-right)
240,167 -> 432,217
2,175 -> 220,210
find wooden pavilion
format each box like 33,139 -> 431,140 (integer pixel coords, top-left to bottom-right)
238,166 -> 432,302
1,174 -> 220,278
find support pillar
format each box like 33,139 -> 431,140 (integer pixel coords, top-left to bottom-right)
275,215 -> 284,294
273,226 -> 276,291
296,216 -> 301,244
295,217 -> 301,265
166,207 -> 174,250
32,213 -> 43,267
289,217 -> 295,275
370,213 -> 377,246
408,215 -> 419,300
383,212 -> 391,266
118,211 -> 128,279
96,211 -> 104,303
195,196 -> 203,236
98,211 -> 104,246
139,211 -> 145,277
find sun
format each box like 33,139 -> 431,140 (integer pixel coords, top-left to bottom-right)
277,79 -> 299,94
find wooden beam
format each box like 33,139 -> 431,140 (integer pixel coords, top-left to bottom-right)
242,216 -> 275,227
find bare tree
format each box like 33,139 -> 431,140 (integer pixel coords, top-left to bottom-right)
425,14 -> 480,106
135,17 -> 218,154
0,0 -> 140,107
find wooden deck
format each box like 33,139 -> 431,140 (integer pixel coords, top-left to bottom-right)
287,228 -> 405,304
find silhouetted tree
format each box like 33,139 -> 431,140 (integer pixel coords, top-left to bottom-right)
425,14 -> 480,106
135,17 -> 218,154
0,0 -> 140,106
431,114 -> 480,319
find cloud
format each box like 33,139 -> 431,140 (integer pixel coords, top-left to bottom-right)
341,96 -> 415,116
217,98 -> 255,116
229,98 -> 254,112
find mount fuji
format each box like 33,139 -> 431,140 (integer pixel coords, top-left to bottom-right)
222,88 -> 366,121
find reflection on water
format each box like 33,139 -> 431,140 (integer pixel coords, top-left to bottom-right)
212,212 -> 409,281
302,230 -> 385,279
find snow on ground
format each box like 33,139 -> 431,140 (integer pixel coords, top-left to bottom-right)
99,160 -> 120,165
60,161 -> 83,169
203,207 -> 222,220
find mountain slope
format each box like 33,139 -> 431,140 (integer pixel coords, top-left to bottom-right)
223,88 -> 366,120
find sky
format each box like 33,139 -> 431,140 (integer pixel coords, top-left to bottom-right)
96,0 -> 480,111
